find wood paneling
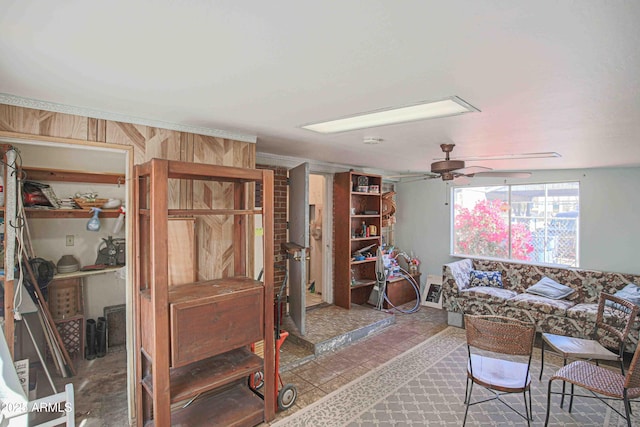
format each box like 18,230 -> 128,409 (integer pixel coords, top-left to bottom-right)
168,218 -> 197,286
104,121 -> 149,164
0,104 -> 256,284
189,134 -> 256,280
0,104 -> 88,139
86,118 -> 107,142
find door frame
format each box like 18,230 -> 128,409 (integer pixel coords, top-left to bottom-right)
0,132 -> 135,422
318,172 -> 334,304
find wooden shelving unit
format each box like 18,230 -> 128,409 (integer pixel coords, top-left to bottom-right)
0,166 -> 125,218
134,158 -> 275,426
0,206 -> 122,218
22,166 -> 125,185
334,171 -> 382,309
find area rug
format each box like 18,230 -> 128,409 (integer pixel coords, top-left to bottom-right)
272,326 -> 639,426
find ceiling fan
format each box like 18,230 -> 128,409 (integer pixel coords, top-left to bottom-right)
387,144 -> 532,182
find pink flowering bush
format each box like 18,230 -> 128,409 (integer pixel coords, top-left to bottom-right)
454,199 -> 534,261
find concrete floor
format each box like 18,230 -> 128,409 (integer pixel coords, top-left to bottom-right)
50,345 -> 128,426
47,302 -> 446,426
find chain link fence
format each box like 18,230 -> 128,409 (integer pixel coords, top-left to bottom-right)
514,214 -> 578,266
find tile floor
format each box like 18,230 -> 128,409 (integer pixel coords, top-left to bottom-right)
269,304 -> 448,424
45,302 -> 446,426
305,290 -> 323,307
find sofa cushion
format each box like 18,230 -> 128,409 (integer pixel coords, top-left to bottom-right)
507,293 -> 576,317
458,287 -> 518,315
567,302 -> 639,347
469,270 -> 503,288
448,258 -> 474,291
566,303 -> 598,324
460,287 -> 517,302
526,276 -> 575,300
607,283 -> 640,310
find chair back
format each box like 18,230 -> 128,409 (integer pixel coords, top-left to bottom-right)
465,315 -> 535,356
595,293 -> 639,350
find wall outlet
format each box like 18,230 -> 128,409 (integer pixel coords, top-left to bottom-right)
65,235 -> 74,246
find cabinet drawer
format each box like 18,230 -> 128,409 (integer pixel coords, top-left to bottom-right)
170,287 -> 264,367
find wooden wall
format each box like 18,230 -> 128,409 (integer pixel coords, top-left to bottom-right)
0,104 -> 256,279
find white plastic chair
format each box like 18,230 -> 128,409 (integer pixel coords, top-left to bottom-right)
1,328 -> 75,426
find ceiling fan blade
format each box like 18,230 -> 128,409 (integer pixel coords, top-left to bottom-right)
454,166 -> 492,175
396,175 -> 440,183
384,173 -> 428,179
386,171 -> 442,180
434,152 -> 560,161
453,176 -> 472,185
472,171 -> 532,178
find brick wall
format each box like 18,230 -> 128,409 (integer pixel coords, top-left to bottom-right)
256,164 -> 288,290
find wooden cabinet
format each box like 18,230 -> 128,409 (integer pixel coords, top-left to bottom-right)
383,274 -> 421,309
334,171 -> 382,309
134,158 -> 275,426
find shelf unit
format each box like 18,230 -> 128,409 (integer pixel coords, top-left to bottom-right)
0,207 -> 122,219
16,166 -> 125,218
134,158 -> 275,426
334,171 -> 382,309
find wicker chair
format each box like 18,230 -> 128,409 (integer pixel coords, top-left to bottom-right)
540,293 -> 639,408
544,339 -> 640,426
463,315 -> 536,426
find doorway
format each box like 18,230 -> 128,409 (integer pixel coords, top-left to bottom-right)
283,164 -> 333,334
307,174 -> 326,308
2,137 -> 132,424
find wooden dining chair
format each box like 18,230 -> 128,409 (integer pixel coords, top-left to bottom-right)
463,315 -> 536,426
544,338 -> 640,426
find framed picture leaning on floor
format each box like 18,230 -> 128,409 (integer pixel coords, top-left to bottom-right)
422,275 -> 443,309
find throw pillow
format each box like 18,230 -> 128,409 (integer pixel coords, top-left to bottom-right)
606,283 -> 640,311
526,276 -> 575,300
469,270 -> 503,288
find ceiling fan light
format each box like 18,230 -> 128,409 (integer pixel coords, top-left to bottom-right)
301,96 -> 478,134
441,172 -> 455,181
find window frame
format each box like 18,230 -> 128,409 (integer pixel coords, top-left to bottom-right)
450,181 -> 580,267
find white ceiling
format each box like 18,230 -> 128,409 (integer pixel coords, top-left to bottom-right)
1,1 -> 639,174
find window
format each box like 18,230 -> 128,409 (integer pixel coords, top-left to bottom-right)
452,182 -> 579,266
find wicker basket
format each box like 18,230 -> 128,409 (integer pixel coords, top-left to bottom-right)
49,279 -> 83,319
74,197 -> 108,209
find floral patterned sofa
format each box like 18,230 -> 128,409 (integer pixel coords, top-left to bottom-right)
442,258 -> 640,352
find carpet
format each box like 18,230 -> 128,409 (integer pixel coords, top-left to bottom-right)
272,326 -> 639,426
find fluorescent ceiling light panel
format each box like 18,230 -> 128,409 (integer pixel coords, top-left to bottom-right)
439,152 -> 561,161
301,96 -> 478,134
